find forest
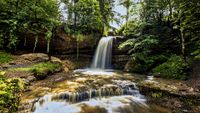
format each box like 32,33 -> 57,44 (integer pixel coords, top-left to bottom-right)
0,0 -> 200,113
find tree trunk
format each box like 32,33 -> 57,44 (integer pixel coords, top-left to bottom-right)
47,39 -> 51,61
126,7 -> 129,32
77,40 -> 79,60
99,0 -> 107,34
33,35 -> 38,53
181,30 -> 186,61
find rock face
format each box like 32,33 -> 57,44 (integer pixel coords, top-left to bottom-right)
112,36 -> 132,70
19,26 -> 97,55
112,55 -> 130,70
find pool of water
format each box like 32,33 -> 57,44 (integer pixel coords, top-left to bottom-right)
31,94 -> 170,113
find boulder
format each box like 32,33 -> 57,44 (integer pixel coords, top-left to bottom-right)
8,53 -> 62,66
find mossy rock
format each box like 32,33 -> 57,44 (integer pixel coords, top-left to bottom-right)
32,68 -> 50,80
31,62 -> 62,80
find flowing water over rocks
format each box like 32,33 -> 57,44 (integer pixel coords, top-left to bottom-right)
18,72 -> 171,113
91,36 -> 114,69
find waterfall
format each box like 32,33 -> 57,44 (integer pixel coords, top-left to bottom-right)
91,36 -> 115,69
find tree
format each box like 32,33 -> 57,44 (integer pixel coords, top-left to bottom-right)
119,0 -> 133,30
0,0 -> 60,52
172,0 -> 200,60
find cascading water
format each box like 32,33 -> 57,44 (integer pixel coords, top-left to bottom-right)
91,36 -> 114,69
73,36 -> 115,75
20,82 -> 148,113
19,80 -> 171,113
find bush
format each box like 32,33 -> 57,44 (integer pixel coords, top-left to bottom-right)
0,78 -> 25,112
153,55 -> 188,80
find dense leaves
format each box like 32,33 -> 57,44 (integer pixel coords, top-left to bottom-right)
153,55 -> 188,80
0,0 -> 60,50
119,0 -> 200,79
63,0 -> 115,35
0,77 -> 25,112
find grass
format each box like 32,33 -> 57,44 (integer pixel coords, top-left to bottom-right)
31,62 -> 60,73
10,62 -> 60,72
0,51 -> 13,64
10,62 -> 61,80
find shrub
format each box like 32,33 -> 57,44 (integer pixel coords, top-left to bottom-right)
153,55 -> 188,80
0,78 -> 24,112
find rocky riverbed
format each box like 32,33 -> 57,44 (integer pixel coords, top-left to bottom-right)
1,53 -> 200,113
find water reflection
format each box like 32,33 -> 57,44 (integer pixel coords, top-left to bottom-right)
33,95 -> 171,113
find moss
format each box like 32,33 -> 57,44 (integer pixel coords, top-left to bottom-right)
31,62 -> 60,80
10,62 -> 60,72
151,92 -> 163,98
0,51 -> 13,64
0,71 -> 6,81
9,62 -> 61,80
153,55 -> 188,80
32,62 -> 60,73
0,71 -> 6,76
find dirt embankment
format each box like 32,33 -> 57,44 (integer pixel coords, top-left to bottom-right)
187,59 -> 200,91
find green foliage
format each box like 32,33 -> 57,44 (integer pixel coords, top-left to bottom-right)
64,0 -> 115,34
119,0 -> 200,76
0,0 -> 60,50
0,52 -> 13,64
151,92 -> 163,98
153,55 -> 188,80
119,22 -> 173,73
0,78 -> 25,112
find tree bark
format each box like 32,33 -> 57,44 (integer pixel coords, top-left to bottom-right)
181,30 -> 186,61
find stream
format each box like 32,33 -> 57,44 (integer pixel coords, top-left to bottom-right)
18,70 -> 171,113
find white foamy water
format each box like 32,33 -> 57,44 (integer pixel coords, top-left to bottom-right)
91,36 -> 115,69
73,69 -> 114,76
33,95 -> 147,113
